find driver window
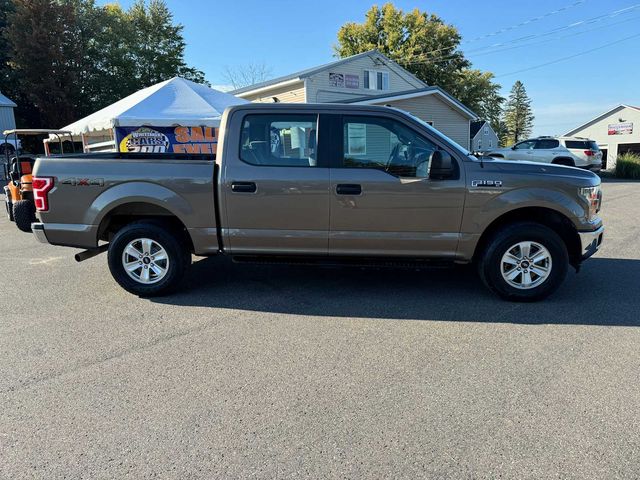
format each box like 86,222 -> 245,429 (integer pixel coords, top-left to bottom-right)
342,116 -> 438,178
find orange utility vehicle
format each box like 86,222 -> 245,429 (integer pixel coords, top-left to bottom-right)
3,129 -> 75,232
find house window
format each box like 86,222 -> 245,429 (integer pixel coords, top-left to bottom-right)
478,141 -> 482,150
364,70 -> 390,90
346,123 -> 367,155
484,126 -> 489,135
489,139 -> 492,148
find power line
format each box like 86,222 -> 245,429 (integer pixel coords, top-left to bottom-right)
495,31 -> 640,78
397,0 -> 590,62
461,0 -> 588,44
397,3 -> 640,66
397,13 -> 640,69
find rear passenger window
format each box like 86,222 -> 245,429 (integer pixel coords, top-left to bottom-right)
240,114 -> 318,166
535,139 -> 560,149
565,140 -> 594,149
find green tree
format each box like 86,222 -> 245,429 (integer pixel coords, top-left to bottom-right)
3,0 -> 206,128
5,0 -> 80,126
334,2 -> 503,122
127,0 -> 206,87
502,80 -> 534,145
455,69 -> 504,133
335,3 -> 469,96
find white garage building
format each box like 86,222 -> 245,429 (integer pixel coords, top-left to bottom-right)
565,104 -> 640,170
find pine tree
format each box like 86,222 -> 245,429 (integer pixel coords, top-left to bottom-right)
502,80 -> 534,145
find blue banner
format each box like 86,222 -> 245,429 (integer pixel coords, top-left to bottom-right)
115,126 -> 218,154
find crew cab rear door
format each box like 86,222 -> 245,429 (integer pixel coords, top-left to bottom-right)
326,112 -> 466,257
220,110 -> 330,254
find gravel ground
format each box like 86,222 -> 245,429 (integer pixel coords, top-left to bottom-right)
0,180 -> 639,479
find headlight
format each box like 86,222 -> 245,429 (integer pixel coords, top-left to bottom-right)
579,186 -> 602,219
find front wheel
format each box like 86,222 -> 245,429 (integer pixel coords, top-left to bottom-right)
478,222 -> 569,302
107,221 -> 191,296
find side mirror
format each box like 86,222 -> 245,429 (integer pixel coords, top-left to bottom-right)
511,145 -> 517,150
429,150 -> 454,180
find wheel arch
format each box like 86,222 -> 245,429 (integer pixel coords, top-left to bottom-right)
473,206 -> 582,267
97,202 -> 194,253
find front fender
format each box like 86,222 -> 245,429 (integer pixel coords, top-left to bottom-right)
464,187 -> 588,233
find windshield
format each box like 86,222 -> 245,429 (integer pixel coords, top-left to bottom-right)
399,110 -> 475,158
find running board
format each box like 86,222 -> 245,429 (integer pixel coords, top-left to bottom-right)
231,255 -> 454,269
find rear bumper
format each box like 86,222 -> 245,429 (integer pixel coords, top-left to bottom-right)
32,222 -> 48,243
578,225 -> 604,260
576,163 -> 602,172
30,222 -> 98,248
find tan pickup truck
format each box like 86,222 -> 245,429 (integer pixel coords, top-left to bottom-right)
31,104 -> 604,301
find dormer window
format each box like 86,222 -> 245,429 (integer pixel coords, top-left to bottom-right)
364,70 -> 390,90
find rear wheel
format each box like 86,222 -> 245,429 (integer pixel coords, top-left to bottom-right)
478,222 -> 569,302
13,199 -> 35,232
107,221 -> 191,296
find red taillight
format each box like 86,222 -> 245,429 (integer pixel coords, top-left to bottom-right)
584,150 -> 595,156
32,177 -> 54,211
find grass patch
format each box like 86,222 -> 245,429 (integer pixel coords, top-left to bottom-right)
615,153 -> 640,179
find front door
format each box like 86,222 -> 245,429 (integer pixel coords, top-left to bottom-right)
328,114 -> 466,257
510,140 -> 536,161
221,111 -> 330,254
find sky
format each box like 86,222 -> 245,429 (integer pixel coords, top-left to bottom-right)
103,0 -> 640,136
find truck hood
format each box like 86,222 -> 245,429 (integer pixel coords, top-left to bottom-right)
479,158 -> 600,187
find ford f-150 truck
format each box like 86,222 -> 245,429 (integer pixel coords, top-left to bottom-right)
30,104 -> 604,301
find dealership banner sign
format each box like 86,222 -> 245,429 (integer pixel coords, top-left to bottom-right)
607,122 -> 633,135
115,126 -> 218,154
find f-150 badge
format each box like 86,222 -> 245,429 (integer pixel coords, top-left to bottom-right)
471,180 -> 503,187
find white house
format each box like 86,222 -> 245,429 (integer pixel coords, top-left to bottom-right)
470,120 -> 499,153
565,104 -> 640,169
231,50 -> 478,150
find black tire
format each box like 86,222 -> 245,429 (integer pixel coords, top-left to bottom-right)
4,192 -> 13,222
13,199 -> 35,232
477,222 -> 569,302
107,221 -> 191,297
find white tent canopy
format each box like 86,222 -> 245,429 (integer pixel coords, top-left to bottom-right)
61,77 -> 248,135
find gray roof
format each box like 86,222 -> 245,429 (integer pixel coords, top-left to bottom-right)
0,91 -> 16,108
230,50 -> 427,94
470,120 -> 486,139
334,86 -> 478,120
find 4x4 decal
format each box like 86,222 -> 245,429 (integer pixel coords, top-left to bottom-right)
61,178 -> 104,187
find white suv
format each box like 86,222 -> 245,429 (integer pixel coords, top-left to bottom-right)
487,136 -> 602,171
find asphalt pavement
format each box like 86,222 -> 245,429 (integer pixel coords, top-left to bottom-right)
1,180 -> 639,479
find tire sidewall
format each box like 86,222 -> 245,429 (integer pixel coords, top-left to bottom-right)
107,222 -> 189,296
13,199 -> 35,232
481,223 -> 569,301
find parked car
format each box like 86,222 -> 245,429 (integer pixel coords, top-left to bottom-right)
487,136 -> 603,171
30,104 -> 604,301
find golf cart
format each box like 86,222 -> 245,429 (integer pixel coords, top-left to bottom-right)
3,129 -> 75,232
